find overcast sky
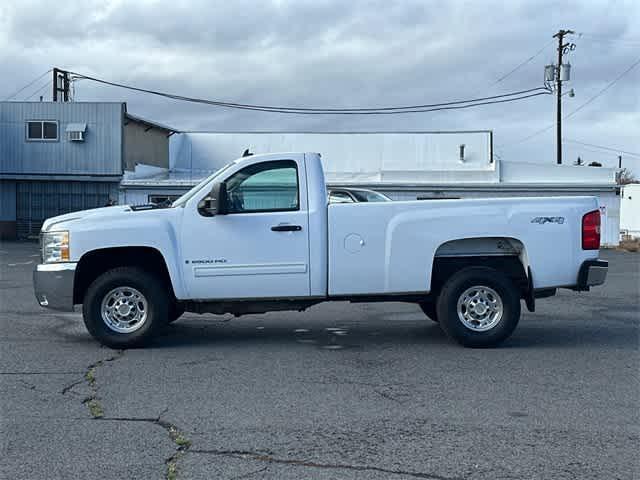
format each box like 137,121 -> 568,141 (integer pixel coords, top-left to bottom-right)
1,0 -> 638,174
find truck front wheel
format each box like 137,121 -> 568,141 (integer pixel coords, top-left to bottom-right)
82,267 -> 169,348
436,266 -> 520,348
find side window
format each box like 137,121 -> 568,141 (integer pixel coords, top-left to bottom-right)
225,160 -> 299,213
329,191 -> 354,204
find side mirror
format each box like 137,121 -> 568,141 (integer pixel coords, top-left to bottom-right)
198,182 -> 228,216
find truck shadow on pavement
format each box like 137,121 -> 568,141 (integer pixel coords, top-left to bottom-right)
153,318 -> 452,350
143,316 -> 638,351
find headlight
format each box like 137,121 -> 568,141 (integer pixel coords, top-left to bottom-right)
41,231 -> 70,263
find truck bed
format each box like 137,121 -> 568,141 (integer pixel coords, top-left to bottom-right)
327,196 -> 600,295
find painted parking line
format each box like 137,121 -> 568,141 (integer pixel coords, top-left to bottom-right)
7,261 -> 34,267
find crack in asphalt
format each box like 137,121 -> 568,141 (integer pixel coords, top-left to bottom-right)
97,412 -> 192,480
60,378 -> 84,395
0,371 -> 85,375
61,350 -> 193,479
229,465 -> 269,479
79,350 -> 126,418
188,449 -> 464,480
155,410 -> 192,480
15,378 -> 37,391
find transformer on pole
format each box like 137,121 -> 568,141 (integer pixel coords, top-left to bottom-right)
549,29 -> 575,165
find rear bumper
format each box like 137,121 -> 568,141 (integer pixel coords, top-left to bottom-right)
33,263 -> 77,311
576,259 -> 608,290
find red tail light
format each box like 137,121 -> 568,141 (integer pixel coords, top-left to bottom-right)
582,210 -> 601,250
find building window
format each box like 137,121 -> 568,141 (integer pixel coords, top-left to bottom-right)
26,121 -> 58,141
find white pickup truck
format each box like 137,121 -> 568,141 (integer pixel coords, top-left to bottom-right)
34,152 -> 607,348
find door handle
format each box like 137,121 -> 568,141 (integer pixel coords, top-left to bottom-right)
271,225 -> 302,232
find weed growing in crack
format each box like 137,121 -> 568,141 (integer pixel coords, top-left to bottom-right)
161,423 -> 192,479
85,367 -> 96,386
84,398 -> 104,418
166,461 -> 178,480
79,351 -> 124,419
165,424 -> 192,448
174,435 -> 191,448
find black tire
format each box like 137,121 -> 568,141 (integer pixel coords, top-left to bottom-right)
436,266 -> 520,348
419,301 -> 439,322
168,302 -> 185,324
82,267 -> 169,348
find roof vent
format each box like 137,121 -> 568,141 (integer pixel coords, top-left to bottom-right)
66,123 -> 87,142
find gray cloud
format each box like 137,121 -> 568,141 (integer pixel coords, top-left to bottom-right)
1,0 -> 638,172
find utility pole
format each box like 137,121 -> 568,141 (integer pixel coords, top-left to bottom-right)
52,68 -> 58,101
618,155 -> 622,168
52,68 -> 70,102
552,29 -> 574,165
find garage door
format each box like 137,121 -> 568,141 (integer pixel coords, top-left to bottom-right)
16,181 -> 118,238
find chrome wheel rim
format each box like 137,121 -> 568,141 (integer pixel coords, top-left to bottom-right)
456,285 -> 503,332
100,286 -> 148,334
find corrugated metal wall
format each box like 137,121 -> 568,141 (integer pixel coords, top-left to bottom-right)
123,121 -> 169,171
15,181 -> 118,238
0,181 -> 16,221
0,102 -> 123,175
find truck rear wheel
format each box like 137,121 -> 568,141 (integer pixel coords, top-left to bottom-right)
436,266 -> 520,347
82,267 -> 168,348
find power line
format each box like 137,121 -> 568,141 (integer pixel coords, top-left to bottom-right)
506,123 -> 555,146
3,69 -> 53,101
578,33 -> 640,46
563,138 -> 640,158
333,91 -> 550,115
63,68 -> 550,114
485,39 -> 554,90
504,56 -> 640,146
564,56 -> 640,119
564,144 -> 616,158
24,79 -> 52,101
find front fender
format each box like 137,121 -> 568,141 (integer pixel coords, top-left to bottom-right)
68,209 -> 187,298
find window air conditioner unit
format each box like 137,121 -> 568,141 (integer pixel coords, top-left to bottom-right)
68,130 -> 84,141
66,123 -> 87,142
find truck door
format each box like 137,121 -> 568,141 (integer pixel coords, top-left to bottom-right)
181,156 -> 311,300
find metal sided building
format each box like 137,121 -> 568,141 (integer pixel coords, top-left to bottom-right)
620,183 -> 640,239
0,102 -> 174,238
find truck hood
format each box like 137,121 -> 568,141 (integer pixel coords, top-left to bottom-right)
41,205 -> 138,232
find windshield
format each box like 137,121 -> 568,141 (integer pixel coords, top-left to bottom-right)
171,162 -> 234,208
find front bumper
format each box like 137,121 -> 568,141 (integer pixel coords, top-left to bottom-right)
33,263 -> 77,311
576,259 -> 608,290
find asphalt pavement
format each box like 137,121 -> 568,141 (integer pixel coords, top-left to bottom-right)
1,241 -> 638,480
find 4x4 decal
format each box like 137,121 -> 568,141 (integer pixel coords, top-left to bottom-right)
531,216 -> 565,224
